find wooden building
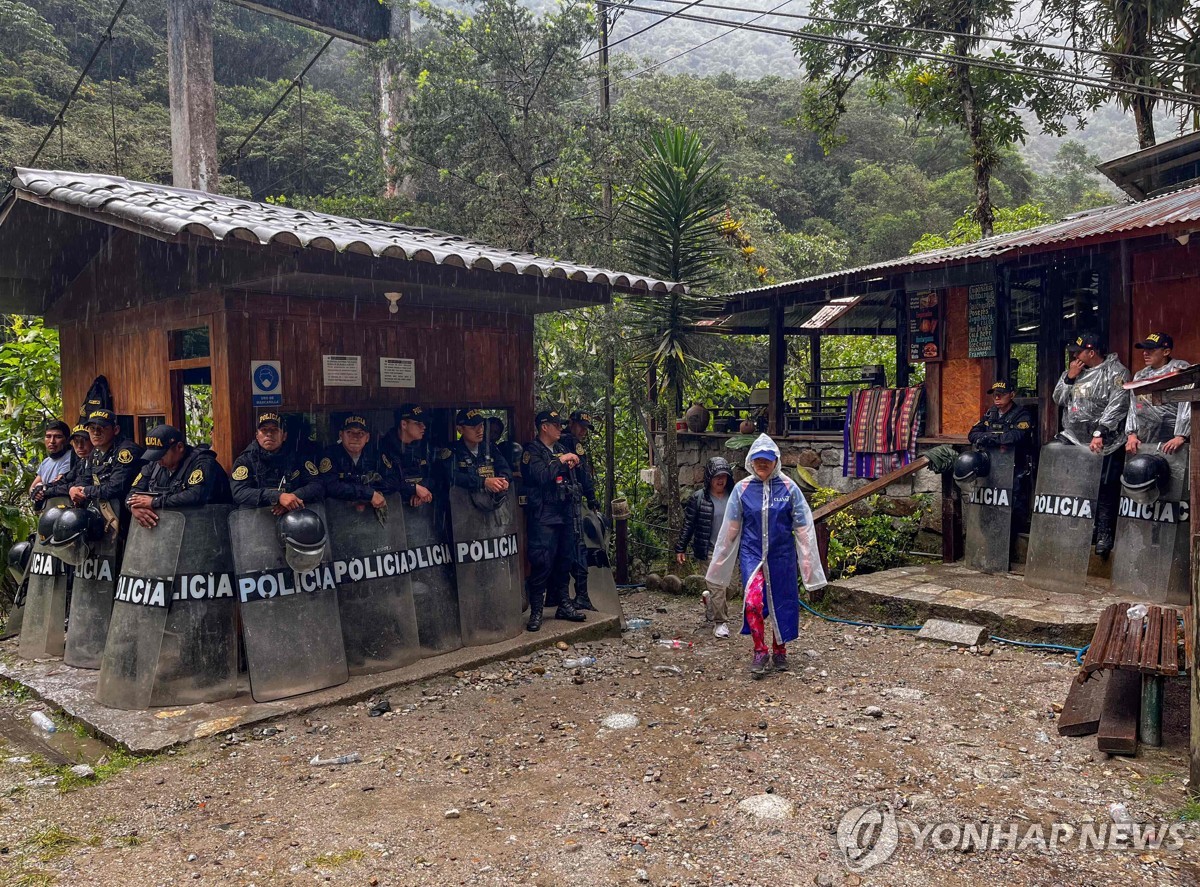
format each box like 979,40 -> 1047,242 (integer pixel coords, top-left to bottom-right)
0,169 -> 681,462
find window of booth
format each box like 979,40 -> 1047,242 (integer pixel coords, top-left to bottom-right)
169,326 -> 211,361
138,415 -> 166,442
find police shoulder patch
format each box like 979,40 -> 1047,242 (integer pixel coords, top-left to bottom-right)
576,444 -> 586,455
522,451 -> 531,464
439,448 -> 452,460
1016,421 -> 1030,430
381,454 -> 392,468
318,458 -> 332,474
232,465 -> 250,481
305,460 -> 319,475
117,449 -> 134,464
132,472 -> 143,487
290,470 -> 301,480
188,468 -> 205,486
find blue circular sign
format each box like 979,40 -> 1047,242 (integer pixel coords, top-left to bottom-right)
254,364 -> 280,392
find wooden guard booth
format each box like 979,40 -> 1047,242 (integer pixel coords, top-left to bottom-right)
0,169 -> 682,457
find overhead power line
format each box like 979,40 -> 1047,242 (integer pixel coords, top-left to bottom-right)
643,0 -> 1200,74
580,0 -> 711,60
606,2 -> 1200,107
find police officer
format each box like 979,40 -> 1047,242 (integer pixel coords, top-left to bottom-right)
968,380 -> 1036,531
560,410 -> 600,612
319,415 -> 403,519
230,412 -> 324,514
1126,332 -> 1190,455
42,408 -> 144,531
521,409 -> 587,630
443,408 -> 512,494
381,403 -> 436,508
126,424 -> 231,528
68,424 -> 93,463
1052,332 -> 1131,556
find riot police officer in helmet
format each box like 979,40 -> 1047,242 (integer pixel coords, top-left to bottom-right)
560,410 -> 600,611
230,412 -> 324,513
968,380 -> 1035,531
522,409 -> 587,630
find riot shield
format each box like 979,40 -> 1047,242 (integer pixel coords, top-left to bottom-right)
1024,442 -> 1103,594
448,486 -> 525,646
1111,447 -> 1190,605
18,538 -> 69,660
403,500 -> 461,656
95,513 -> 184,710
229,505 -> 348,702
581,507 -> 622,619
63,500 -> 122,669
149,505 -> 239,706
0,579 -> 27,640
961,449 -> 1016,574
324,496 -> 421,675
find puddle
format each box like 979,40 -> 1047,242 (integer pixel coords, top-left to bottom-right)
0,709 -> 113,766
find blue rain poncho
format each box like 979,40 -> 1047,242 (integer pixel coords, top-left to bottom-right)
704,434 -> 827,644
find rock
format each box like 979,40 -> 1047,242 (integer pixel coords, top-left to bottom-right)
882,687 -> 926,701
600,713 -> 640,730
636,869 -> 650,882
916,619 -> 988,647
444,809 -> 461,819
660,574 -> 684,595
69,765 -> 95,779
803,649 -> 821,660
556,641 -> 569,650
815,875 -> 835,887
645,573 -> 662,592
797,448 -> 822,469
737,794 -> 794,820
864,706 -> 884,719
682,575 -> 707,594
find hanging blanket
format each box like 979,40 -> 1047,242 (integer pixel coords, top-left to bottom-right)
843,386 -> 924,478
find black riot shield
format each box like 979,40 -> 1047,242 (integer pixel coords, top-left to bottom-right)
0,579 -> 27,640
149,505 -> 239,706
961,450 -> 1016,574
63,500 -> 122,669
1024,441 -> 1103,593
18,539 -> 69,660
95,513 -> 184,710
448,486 -> 525,646
229,505 -> 348,702
403,500 -> 461,656
1111,447 -> 1191,605
324,496 -> 421,675
581,506 -> 622,619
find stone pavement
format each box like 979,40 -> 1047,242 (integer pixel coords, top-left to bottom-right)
822,562 -> 1131,647
0,612 -> 619,754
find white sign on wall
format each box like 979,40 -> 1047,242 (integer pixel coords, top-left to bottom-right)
322,354 -> 362,387
250,360 -> 282,406
380,357 -> 416,388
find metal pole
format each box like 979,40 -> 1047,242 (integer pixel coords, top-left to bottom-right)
1140,674 -> 1163,747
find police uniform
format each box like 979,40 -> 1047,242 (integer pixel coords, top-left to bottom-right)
230,413 -> 324,509
522,410 -> 586,629
560,411 -> 600,611
1125,333 -> 1191,446
42,408 -> 144,505
319,415 -> 404,500
127,424 -> 231,508
968,381 -> 1036,531
441,409 -> 512,491
381,403 -> 437,502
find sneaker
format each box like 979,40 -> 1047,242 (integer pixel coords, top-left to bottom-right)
771,652 -> 789,672
713,622 -> 730,639
750,652 -> 770,678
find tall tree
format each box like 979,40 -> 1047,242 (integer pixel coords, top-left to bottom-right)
795,0 -> 1082,238
623,126 -> 725,552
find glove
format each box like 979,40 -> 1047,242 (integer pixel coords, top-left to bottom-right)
374,502 -> 388,526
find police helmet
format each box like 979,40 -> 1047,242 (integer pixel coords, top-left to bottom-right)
276,508 -> 327,575
1121,453 -> 1171,505
47,507 -> 105,567
503,441 -> 524,471
952,449 -> 991,488
37,506 -> 65,543
582,510 -> 608,551
6,540 -> 32,584
704,456 -> 734,484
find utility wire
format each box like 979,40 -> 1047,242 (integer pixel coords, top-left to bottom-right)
580,0 -> 711,60
28,0 -> 130,168
607,2 -> 1200,107
641,0 -> 1200,74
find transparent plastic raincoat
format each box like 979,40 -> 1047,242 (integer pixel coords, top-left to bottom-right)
1125,358 -> 1191,444
703,434 -> 827,644
1052,353 -> 1131,456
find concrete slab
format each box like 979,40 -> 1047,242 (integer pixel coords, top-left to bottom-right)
916,618 -> 989,646
0,613 -> 620,754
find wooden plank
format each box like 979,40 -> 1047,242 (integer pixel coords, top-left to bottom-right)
1058,670 -> 1110,737
1139,606 -> 1163,673
811,456 -> 930,523
1097,668 -> 1141,755
1119,607 -> 1144,670
1161,608 -> 1179,677
1102,602 -> 1131,670
1081,604 -> 1118,676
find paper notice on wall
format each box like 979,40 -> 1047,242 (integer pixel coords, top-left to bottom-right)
380,357 -> 416,388
322,355 -> 362,387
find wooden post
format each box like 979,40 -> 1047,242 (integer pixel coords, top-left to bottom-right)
941,470 -> 962,564
167,0 -> 219,192
1190,405 -> 1199,794
614,512 -> 629,585
768,305 -> 785,436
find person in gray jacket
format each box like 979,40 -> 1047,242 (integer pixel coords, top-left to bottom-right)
676,456 -> 736,638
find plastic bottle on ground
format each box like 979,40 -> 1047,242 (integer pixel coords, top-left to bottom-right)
656,639 -> 693,649
563,657 -> 596,668
30,711 -> 56,733
625,617 -> 652,630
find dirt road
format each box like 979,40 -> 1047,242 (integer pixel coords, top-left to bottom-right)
2,589 -> 1196,886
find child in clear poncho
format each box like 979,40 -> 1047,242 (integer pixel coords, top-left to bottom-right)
704,434 -> 827,677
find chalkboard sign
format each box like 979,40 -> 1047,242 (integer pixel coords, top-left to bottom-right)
907,290 -> 943,363
968,283 -> 996,358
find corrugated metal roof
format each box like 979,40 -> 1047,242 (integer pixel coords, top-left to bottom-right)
720,180 -> 1200,305
9,168 -> 685,295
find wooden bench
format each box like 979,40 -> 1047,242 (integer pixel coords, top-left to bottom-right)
1072,602 -> 1192,753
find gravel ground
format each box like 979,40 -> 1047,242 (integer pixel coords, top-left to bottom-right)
1,588 -> 1197,886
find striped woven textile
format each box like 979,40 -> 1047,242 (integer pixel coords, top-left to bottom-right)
843,386 -> 924,478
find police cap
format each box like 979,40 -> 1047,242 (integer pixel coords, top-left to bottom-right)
397,403 -> 426,423
1134,332 -> 1173,350
1066,332 -> 1103,353
455,408 -> 485,426
142,424 -> 184,462
257,412 -> 283,429
535,409 -> 565,428
83,408 -> 116,428
341,415 -> 369,432
70,423 -> 89,440
569,410 -> 595,430
987,380 -> 1013,394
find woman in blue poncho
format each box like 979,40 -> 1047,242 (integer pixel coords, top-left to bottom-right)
704,434 -> 827,677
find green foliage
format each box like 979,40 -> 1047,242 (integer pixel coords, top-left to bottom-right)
911,202 -> 1055,253
809,489 -> 929,579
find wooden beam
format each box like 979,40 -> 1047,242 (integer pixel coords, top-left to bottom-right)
1097,668 -> 1140,755
229,0 -> 391,44
168,0 -> 219,192
811,456 -> 931,523
768,306 -> 785,436
1191,411 -> 1200,796
1057,670 -> 1109,737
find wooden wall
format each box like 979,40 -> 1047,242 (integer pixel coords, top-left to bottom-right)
927,286 -> 992,438
1131,239 -> 1200,359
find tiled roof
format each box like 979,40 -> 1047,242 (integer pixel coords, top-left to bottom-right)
10,168 -> 685,294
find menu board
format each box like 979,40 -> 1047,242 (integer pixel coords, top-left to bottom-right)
907,290 -> 943,363
967,283 -> 996,358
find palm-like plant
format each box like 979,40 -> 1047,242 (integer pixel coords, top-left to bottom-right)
623,126 -> 726,555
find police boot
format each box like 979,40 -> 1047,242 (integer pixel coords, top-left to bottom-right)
573,592 -> 597,612
1095,526 -> 1114,558
526,600 -> 544,632
554,600 -> 587,622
